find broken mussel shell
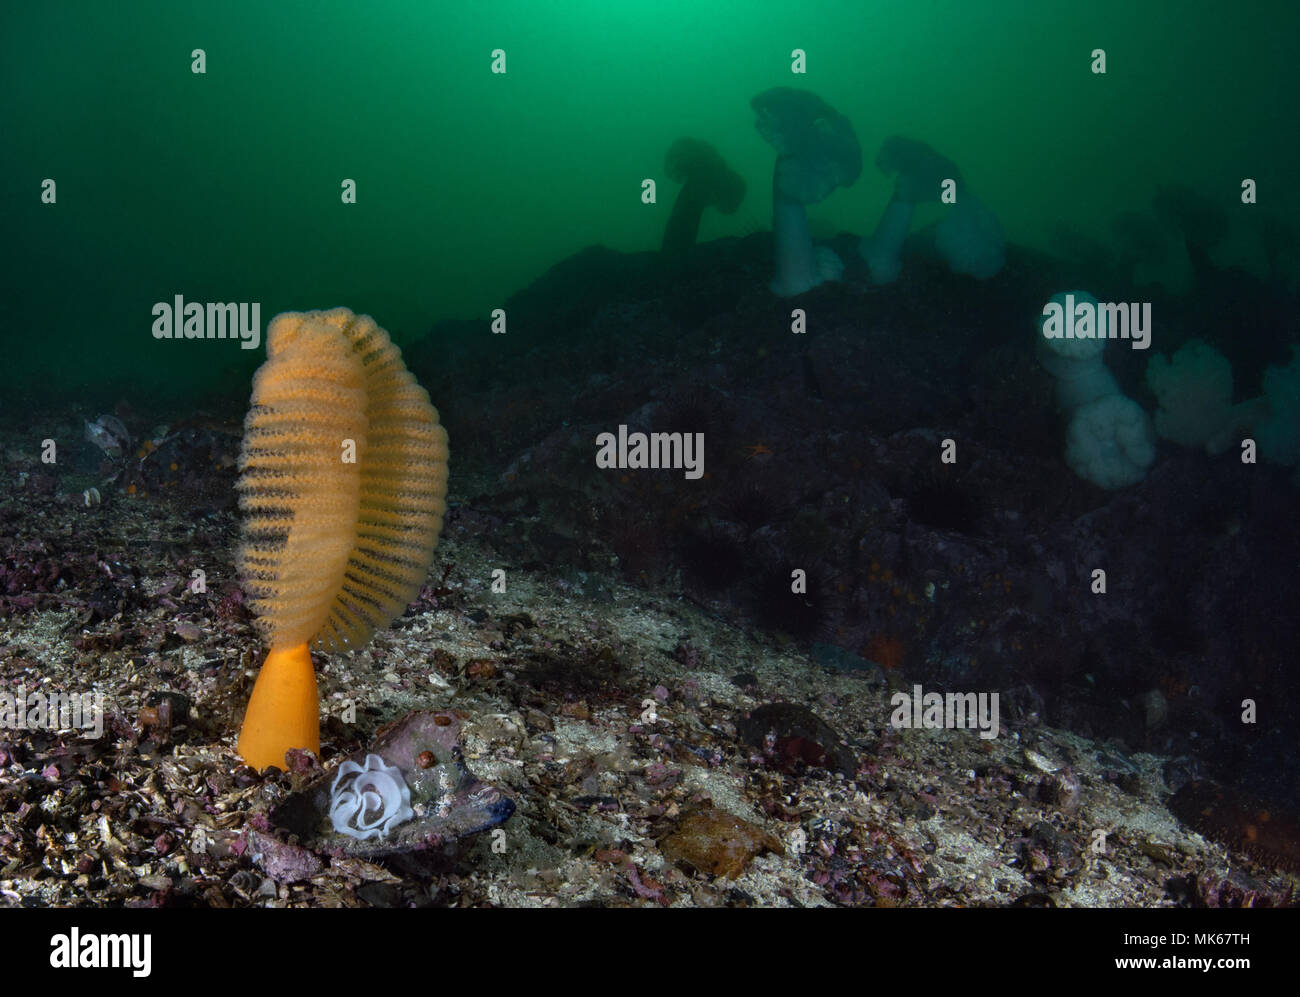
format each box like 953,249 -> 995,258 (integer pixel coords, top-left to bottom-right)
84,413 -> 131,458
271,710 -> 514,858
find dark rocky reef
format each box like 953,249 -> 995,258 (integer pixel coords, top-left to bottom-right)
408,229 -> 1300,826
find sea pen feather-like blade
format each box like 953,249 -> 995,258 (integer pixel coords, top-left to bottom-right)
236,308 -> 448,653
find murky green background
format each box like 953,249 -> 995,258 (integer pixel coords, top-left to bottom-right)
3,0 -> 1296,399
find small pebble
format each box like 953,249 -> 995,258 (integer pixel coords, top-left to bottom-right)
173,621 -> 203,642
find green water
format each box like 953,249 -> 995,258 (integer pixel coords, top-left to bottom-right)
3,0 -> 1297,399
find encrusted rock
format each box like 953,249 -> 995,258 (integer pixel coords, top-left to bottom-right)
270,710 -> 514,859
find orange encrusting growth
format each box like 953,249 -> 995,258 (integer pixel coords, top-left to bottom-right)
235,308 -> 449,770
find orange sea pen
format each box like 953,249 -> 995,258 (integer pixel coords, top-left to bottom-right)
235,308 -> 448,770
